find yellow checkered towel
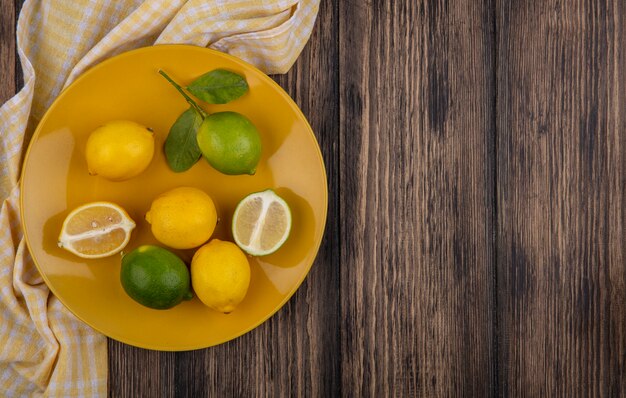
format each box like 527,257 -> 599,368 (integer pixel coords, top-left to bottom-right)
0,0 -> 319,396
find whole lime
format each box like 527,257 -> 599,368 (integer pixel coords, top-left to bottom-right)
120,245 -> 193,310
196,111 -> 262,175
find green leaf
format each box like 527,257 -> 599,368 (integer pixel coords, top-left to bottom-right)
187,69 -> 249,104
164,107 -> 204,172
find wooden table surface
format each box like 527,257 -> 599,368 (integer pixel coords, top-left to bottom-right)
2,1 -> 626,396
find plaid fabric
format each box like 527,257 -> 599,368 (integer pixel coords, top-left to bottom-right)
0,0 -> 319,396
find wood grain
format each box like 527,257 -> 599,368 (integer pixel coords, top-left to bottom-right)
496,0 -> 626,395
0,0 -> 16,104
339,1 -> 496,396
108,348 -> 175,397
108,1 -> 340,396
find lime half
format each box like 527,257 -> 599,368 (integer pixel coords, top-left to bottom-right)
232,190 -> 292,256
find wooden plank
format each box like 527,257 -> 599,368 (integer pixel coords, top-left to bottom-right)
107,345 -> 175,397
0,0 -> 16,104
496,1 -> 626,395
109,0 -> 341,396
339,1 -> 496,396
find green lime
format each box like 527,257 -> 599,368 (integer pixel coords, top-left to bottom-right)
196,111 -> 262,175
120,245 -> 193,310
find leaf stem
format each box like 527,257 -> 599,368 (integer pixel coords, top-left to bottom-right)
158,70 -> 208,118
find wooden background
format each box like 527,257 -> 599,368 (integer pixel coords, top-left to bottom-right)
2,0 -> 625,396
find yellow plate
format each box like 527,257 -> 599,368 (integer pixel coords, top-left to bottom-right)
20,45 -> 327,351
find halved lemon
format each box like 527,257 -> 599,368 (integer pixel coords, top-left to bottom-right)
232,190 -> 292,256
58,202 -> 136,259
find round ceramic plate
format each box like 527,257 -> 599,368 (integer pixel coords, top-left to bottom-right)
20,45 -> 327,351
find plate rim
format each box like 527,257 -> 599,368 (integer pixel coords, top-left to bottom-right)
19,44 -> 328,351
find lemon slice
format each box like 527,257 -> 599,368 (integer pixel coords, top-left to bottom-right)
58,202 -> 136,259
232,190 -> 292,256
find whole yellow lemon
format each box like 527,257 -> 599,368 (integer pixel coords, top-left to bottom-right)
145,187 -> 217,249
85,120 -> 155,181
191,239 -> 251,313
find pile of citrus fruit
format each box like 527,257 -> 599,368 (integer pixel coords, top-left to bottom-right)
57,70 -> 292,313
